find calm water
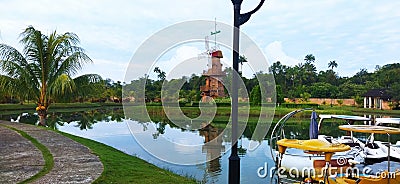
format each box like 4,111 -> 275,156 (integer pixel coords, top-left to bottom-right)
1,107 -> 400,183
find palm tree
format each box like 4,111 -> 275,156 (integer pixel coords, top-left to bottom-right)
328,60 -> 338,70
238,55 -> 248,72
0,26 -> 101,126
153,67 -> 166,80
304,54 -> 315,64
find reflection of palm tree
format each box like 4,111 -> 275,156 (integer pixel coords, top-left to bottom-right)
74,112 -> 96,130
0,26 -> 101,126
110,108 -> 124,122
152,122 -> 166,139
46,113 -> 64,130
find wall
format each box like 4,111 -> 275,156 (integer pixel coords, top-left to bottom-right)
284,98 -> 357,106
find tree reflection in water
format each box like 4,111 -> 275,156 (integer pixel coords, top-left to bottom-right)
2,108 -> 125,130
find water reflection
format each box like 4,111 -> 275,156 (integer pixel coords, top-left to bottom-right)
2,108 -> 400,183
0,108 -> 125,130
200,124 -> 225,173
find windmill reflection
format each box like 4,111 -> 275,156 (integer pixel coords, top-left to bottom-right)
199,123 -> 225,173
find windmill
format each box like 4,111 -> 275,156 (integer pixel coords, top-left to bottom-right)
198,20 -> 225,102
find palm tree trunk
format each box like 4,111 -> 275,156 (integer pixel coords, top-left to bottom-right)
38,83 -> 47,126
39,113 -> 46,126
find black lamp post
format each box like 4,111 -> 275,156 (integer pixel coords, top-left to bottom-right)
229,0 -> 265,184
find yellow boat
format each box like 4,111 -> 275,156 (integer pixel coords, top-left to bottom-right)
275,125 -> 400,184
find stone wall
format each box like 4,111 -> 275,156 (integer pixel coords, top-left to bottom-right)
284,98 -> 357,106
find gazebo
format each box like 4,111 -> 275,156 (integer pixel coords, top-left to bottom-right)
362,89 -> 392,110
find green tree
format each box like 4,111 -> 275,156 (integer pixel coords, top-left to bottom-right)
154,67 -> 166,80
250,84 -> 261,106
328,60 -> 338,70
0,26 -> 101,125
300,92 -> 311,102
238,55 -> 248,73
308,82 -> 338,98
304,54 -> 315,64
275,85 -> 285,104
337,99 -> 344,106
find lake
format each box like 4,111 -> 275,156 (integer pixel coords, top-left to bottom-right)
1,107 -> 399,183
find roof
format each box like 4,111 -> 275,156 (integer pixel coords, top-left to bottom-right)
362,89 -> 392,99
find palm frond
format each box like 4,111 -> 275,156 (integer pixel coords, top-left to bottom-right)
48,74 -> 76,98
73,74 -> 103,97
1,26 -> 95,106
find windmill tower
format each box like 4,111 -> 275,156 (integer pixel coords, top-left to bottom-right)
199,21 -> 226,102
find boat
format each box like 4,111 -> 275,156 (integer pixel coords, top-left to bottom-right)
270,110 -> 400,184
270,110 -> 357,174
318,115 -> 388,163
364,118 -> 400,162
270,111 -> 380,173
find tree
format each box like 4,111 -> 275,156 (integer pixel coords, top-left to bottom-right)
337,99 -> 344,106
275,85 -> 285,104
153,67 -> 166,80
300,92 -> 311,102
238,55 -> 248,73
250,85 -> 261,106
351,68 -> 370,85
304,54 -> 315,64
328,60 -> 338,70
0,26 -> 101,125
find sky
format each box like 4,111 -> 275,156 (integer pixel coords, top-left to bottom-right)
1,0 -> 400,82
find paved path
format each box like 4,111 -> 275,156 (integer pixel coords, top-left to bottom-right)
0,125 -> 44,183
0,121 -> 103,183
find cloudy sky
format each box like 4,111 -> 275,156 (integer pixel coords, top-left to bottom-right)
1,0 -> 399,82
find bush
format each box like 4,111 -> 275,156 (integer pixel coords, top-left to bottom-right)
337,99 -> 344,106
216,102 -> 231,107
146,102 -> 162,106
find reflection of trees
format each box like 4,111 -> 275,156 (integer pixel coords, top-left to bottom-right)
152,121 -> 166,139
46,112 -> 64,129
13,108 -> 126,130
238,135 -> 247,157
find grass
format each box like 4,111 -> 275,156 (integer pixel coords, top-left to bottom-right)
0,124 -> 54,184
58,131 -> 197,184
1,102 -> 399,116
0,102 -> 121,111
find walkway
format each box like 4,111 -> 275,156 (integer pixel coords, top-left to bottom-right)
0,120 -> 103,183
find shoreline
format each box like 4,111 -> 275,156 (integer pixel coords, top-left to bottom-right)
0,120 -> 196,184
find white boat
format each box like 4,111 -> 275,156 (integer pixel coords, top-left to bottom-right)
368,118 -> 400,162
270,111 -> 368,173
270,111 -> 400,183
318,115 -> 390,164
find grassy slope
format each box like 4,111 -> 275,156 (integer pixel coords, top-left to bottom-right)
58,132 -> 196,184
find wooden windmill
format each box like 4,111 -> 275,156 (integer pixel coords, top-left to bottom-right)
199,20 -> 226,102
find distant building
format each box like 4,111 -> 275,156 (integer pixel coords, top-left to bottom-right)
362,89 -> 392,110
200,50 -> 226,102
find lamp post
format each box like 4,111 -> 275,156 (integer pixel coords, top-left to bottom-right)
229,0 -> 265,184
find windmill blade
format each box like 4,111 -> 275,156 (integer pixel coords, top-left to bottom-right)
198,52 -> 209,60
205,36 -> 210,53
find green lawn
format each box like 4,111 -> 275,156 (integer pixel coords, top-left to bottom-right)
58,132 -> 197,184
